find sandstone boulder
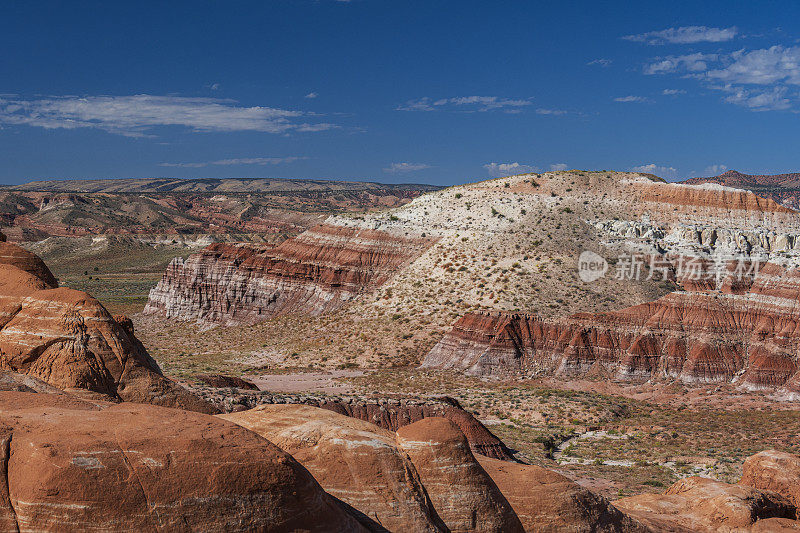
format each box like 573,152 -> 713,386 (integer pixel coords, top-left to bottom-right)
741,450 -> 800,515
0,240 -> 58,287
476,455 -> 648,532
0,391 -> 365,532
752,518 -> 800,532
221,404 -> 447,532
0,241 -> 215,413
615,476 -> 796,532
395,417 -> 524,533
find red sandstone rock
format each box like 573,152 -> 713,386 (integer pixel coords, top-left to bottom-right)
753,518 -> 800,531
0,241 -> 215,413
313,396 -> 515,461
614,476 -> 796,532
0,391 -> 366,532
476,456 -> 648,532
741,450 -> 800,515
0,240 -> 58,287
144,223 -> 433,325
395,417 -> 524,533
221,404 -> 447,532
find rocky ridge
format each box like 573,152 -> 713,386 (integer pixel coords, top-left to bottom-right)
192,384 -> 514,461
684,169 -> 800,210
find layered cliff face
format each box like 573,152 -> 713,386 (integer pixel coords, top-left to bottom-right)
684,169 -> 800,210
423,260 -> 800,389
0,237 -> 214,412
145,223 -> 433,324
144,170 -> 800,372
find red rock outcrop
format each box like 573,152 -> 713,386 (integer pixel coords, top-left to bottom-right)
0,391 -> 366,532
424,261 -> 800,389
0,239 -> 214,413
313,396 -> 515,461
145,223 -> 434,324
221,404 -> 447,532
741,450 -> 800,515
395,417 -> 524,533
193,386 -> 516,461
476,456 -> 648,532
614,476 -> 796,532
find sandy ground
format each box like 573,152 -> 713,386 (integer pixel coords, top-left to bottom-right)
251,369 -> 364,394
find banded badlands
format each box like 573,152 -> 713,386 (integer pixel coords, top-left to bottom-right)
147,170 -> 800,394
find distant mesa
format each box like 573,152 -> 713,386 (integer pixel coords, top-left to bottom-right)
2,176 -> 441,194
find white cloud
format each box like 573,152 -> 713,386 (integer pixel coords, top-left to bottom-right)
588,58 -> 612,67
644,53 -> 717,75
0,95 -> 336,137
624,26 -> 737,45
383,162 -> 431,173
706,46 -> 800,85
209,83 -> 220,91
160,157 -> 305,168
397,96 -> 532,113
662,89 -> 687,95
483,162 -> 539,177
549,163 -> 569,171
703,164 -> 728,175
535,108 -> 568,115
614,95 -> 652,103
305,92 -> 318,99
631,163 -> 678,179
723,86 -> 792,111
635,45 -> 800,112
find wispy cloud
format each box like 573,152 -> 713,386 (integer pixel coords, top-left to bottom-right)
160,156 -> 306,168
383,162 -> 431,173
484,162 -> 539,177
305,92 -> 318,99
549,163 -> 569,171
644,53 -> 717,75
535,108 -> 569,115
631,163 -> 678,179
662,89 -> 687,95
614,95 -> 652,103
722,86 -> 792,111
703,164 -> 728,175
640,45 -> 800,111
624,26 -> 737,45
0,95 -> 336,137
587,58 -> 612,67
397,96 -> 532,113
706,46 -> 800,85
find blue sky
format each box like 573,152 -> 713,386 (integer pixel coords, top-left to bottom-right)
2,0 -> 800,185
